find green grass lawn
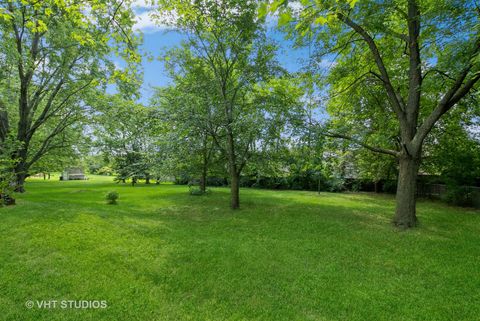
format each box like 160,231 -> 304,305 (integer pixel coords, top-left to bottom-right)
1,175 -> 479,321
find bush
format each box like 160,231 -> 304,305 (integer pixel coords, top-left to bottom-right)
97,166 -> 113,176
443,186 -> 474,207
324,177 -> 346,192
105,191 -> 119,204
383,180 -> 397,194
351,181 -> 361,192
0,136 -> 20,206
188,185 -> 210,196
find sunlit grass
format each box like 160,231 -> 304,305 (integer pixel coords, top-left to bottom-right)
1,176 -> 479,320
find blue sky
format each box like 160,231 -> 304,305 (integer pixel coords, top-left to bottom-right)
129,1 -> 310,104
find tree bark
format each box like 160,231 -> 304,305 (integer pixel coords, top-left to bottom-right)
14,148 -> 28,193
393,155 -> 420,228
200,167 -> 207,193
225,121 -> 240,209
145,173 -> 150,184
15,172 -> 27,193
230,170 -> 240,209
200,142 -> 208,193
0,109 -> 9,142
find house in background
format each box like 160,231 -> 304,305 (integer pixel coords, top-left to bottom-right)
60,168 -> 87,181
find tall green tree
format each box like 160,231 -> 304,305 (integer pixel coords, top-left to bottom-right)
93,94 -> 158,186
152,70 -> 219,193
0,0 -> 141,191
268,0 -> 480,228
155,0 -> 301,209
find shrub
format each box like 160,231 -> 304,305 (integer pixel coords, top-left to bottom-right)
325,177 -> 346,192
383,180 -> 397,194
0,136 -> 20,206
443,186 -> 474,207
97,166 -> 113,176
105,191 -> 119,204
188,183 -> 210,196
351,181 -> 361,192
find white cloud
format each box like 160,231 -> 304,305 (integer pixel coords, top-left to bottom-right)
132,6 -> 178,33
287,1 -> 303,14
131,0 -> 154,8
133,10 -> 161,33
317,59 -> 337,69
266,2 -> 304,27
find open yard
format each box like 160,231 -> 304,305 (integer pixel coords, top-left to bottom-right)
0,176 -> 479,321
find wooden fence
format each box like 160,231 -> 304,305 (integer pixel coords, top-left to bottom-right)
416,183 -> 480,208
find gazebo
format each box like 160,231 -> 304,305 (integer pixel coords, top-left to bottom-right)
60,168 -> 87,181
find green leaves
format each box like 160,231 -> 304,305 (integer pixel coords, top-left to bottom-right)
347,0 -> 359,8
278,11 -> 292,26
258,2 -> 268,18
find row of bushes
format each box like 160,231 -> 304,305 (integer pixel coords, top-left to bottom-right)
175,174 -> 398,193
177,174 -> 480,208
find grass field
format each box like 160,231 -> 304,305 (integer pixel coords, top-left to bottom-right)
0,175 -> 479,321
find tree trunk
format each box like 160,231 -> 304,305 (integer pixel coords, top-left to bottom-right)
145,173 -> 150,184
15,172 -> 27,193
317,174 -> 321,194
225,125 -> 240,209
200,165 -> 207,193
13,145 -> 29,193
0,109 -> 9,142
230,171 -> 240,209
199,174 -> 206,193
393,155 -> 420,228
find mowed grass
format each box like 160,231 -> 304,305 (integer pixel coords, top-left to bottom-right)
0,175 -> 479,321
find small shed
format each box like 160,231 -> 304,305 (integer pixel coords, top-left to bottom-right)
60,168 -> 87,181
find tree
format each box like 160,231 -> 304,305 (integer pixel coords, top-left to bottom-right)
152,52 -> 220,193
93,94 -> 158,186
155,0 -> 302,209
0,0 -> 141,192
268,0 -> 480,228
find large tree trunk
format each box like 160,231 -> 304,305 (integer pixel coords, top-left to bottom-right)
230,171 -> 240,209
145,173 -> 150,184
15,172 -> 27,193
14,150 -> 29,193
393,155 -> 420,228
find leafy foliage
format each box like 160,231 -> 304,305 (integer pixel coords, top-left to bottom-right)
105,190 -> 119,205
0,136 -> 21,205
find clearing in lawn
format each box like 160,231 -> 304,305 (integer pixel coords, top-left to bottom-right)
0,176 -> 479,321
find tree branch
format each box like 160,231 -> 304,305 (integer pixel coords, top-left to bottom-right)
325,132 -> 399,157
336,12 -> 407,126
